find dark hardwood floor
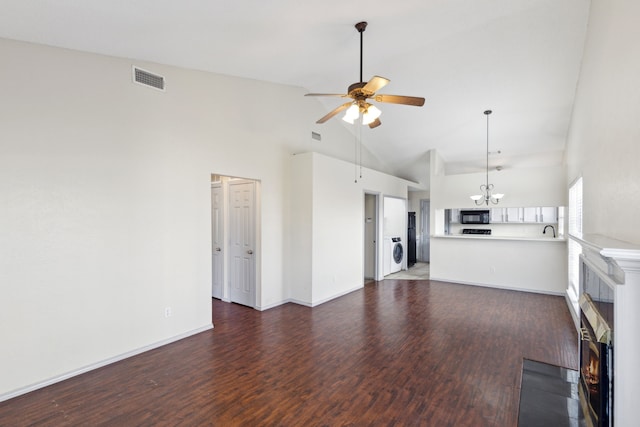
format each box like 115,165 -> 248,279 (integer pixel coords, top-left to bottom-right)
0,280 -> 578,426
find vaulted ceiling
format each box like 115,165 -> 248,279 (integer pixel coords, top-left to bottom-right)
0,0 -> 590,180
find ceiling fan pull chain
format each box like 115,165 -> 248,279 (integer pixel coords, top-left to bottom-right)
354,129 -> 358,183
359,121 -> 363,179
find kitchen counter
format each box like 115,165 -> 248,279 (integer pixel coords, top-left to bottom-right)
433,234 -> 566,243
430,234 -> 568,294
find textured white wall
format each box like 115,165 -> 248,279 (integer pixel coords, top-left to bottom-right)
563,3 -> 640,424
289,152 -> 410,306
432,165 -> 567,210
0,38 -> 362,398
564,0 -> 640,245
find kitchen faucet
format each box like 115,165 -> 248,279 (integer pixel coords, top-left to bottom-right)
543,225 -> 556,238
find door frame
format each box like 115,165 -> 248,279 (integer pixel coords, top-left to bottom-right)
211,182 -> 225,299
210,175 -> 261,308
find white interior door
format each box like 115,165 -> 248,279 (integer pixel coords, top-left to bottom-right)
211,184 -> 224,299
229,181 -> 256,307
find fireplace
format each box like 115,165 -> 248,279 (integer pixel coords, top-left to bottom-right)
570,233 -> 640,426
579,256 -> 614,427
579,294 -> 613,426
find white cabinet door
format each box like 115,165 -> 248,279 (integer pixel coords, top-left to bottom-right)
490,208 -> 504,223
540,207 -> 558,223
505,207 -> 523,222
523,207 -> 539,223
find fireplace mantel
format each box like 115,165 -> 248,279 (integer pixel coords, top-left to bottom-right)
570,233 -> 640,426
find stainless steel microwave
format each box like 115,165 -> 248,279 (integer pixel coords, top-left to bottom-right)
460,209 -> 490,224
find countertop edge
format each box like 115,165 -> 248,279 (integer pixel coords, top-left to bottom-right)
432,234 -> 567,243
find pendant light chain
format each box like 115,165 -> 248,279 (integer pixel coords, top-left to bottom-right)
470,109 -> 504,205
486,110 -> 490,189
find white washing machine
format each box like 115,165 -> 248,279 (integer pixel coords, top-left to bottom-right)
390,237 -> 403,274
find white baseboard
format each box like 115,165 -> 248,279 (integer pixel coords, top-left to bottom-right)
310,284 -> 363,307
256,285 -> 365,311
429,277 -> 565,296
0,323 -> 213,403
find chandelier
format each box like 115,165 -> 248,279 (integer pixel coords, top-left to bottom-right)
470,110 -> 504,205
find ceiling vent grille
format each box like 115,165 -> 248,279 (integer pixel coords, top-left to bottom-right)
132,66 -> 165,91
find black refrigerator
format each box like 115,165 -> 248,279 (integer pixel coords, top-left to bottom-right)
407,212 -> 417,267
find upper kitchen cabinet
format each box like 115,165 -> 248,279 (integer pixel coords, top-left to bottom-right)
523,207 -> 538,223
505,207 -> 523,223
522,207 -> 559,223
490,208 -> 505,223
539,207 -> 558,223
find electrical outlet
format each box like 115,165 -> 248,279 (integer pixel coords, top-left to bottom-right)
164,307 -> 172,318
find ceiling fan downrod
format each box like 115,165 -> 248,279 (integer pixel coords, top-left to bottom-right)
355,21 -> 367,83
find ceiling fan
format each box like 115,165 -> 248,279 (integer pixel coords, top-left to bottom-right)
305,21 -> 425,129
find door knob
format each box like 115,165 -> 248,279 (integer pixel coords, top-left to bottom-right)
247,250 -> 253,255
215,247 -> 221,252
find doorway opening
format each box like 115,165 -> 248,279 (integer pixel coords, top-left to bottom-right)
364,192 -> 379,282
211,174 -> 260,308
419,199 -> 430,263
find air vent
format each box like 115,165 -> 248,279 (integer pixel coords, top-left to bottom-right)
311,131 -> 321,141
132,66 -> 165,91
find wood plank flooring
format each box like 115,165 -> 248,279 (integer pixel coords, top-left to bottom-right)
0,280 -> 578,426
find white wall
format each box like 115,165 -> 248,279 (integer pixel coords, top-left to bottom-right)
0,38 -> 366,398
564,0 -> 640,245
432,165 -> 566,210
288,154 -> 313,303
290,152 -> 410,306
564,4 -> 640,423
383,196 -> 407,238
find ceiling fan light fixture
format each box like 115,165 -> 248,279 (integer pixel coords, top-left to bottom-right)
362,104 -> 381,125
342,104 -> 360,124
305,22 -> 425,128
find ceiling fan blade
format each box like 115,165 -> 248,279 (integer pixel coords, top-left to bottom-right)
361,76 -> 390,96
368,118 -> 382,129
305,93 -> 349,97
374,94 -> 425,106
316,102 -> 354,124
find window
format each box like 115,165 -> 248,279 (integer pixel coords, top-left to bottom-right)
568,177 -> 583,300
